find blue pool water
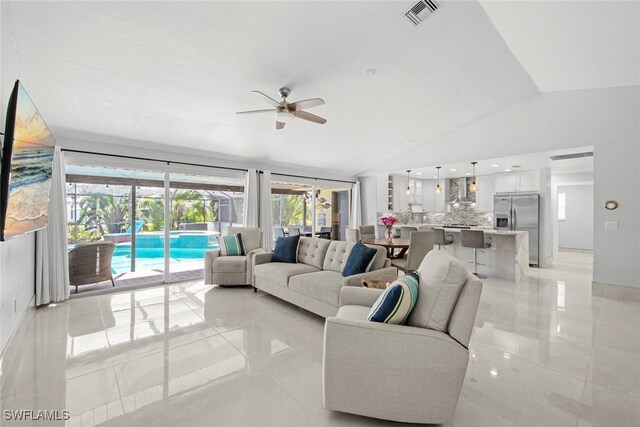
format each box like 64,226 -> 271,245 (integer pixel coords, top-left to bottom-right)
107,232 -> 219,274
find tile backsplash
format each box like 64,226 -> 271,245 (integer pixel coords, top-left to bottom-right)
377,205 -> 493,227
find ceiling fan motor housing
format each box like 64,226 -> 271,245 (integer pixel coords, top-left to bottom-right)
278,87 -> 291,99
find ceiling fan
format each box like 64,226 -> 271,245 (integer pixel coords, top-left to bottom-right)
236,87 -> 327,130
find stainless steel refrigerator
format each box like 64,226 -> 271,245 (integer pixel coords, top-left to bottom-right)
494,193 -> 540,266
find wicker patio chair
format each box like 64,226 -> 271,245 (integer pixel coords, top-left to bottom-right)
68,242 -> 116,293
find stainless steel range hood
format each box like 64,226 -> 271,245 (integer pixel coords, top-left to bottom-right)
448,177 -> 474,204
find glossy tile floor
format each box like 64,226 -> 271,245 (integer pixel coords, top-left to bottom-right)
1,258 -> 639,426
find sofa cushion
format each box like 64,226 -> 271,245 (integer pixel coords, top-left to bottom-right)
212,255 -> 247,273
408,251 -> 468,332
254,262 -> 320,287
297,237 -> 331,269
288,271 -> 344,307
219,233 -> 245,256
336,305 -> 371,321
324,241 -> 388,273
367,272 -> 419,324
342,241 -> 378,277
273,235 -> 300,263
366,245 -> 390,271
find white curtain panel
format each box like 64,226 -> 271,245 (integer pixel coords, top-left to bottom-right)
36,147 -> 70,306
259,171 -> 273,249
349,181 -> 362,228
243,169 -> 259,227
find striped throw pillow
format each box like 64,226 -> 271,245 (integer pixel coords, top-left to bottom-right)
219,233 -> 245,256
367,272 -> 419,324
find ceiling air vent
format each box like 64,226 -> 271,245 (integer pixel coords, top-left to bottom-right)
405,0 -> 442,26
549,152 -> 594,161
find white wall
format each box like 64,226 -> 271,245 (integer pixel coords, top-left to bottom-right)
0,6 -> 36,356
558,184 -> 594,250
593,140 -> 640,289
538,168 -> 553,265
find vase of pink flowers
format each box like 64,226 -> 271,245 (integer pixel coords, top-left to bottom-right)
380,214 -> 398,241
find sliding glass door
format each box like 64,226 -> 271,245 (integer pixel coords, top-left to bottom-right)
167,173 -> 244,281
270,177 -> 352,242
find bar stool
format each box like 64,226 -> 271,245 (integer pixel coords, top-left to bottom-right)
434,228 -> 453,250
461,230 -> 491,279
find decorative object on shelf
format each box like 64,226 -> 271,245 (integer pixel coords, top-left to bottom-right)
316,197 -> 331,226
435,166 -> 442,193
405,170 -> 411,195
469,161 -> 477,192
604,200 -> 619,210
380,213 -> 398,241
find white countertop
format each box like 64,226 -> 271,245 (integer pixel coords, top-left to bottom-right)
389,224 -> 526,236
433,227 -> 526,236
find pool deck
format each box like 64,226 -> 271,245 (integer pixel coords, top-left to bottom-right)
71,260 -> 204,295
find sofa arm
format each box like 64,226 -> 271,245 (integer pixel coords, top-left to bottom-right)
246,248 -> 265,286
204,250 -> 220,284
253,252 -> 273,266
341,267 -> 397,287
339,287 -> 383,308
323,317 -> 469,424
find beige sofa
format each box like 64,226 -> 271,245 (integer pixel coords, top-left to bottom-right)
204,227 -> 264,286
253,237 -> 397,318
323,251 -> 483,424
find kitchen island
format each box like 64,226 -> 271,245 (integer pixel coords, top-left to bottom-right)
432,227 -> 529,282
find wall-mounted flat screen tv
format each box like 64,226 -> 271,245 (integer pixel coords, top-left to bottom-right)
0,80 -> 55,241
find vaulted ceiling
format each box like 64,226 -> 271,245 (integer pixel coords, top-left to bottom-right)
1,1 -> 638,176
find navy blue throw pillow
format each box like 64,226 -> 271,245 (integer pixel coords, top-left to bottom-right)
272,235 -> 300,263
342,241 -> 378,277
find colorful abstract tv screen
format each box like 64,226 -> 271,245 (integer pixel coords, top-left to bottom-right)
0,80 -> 55,241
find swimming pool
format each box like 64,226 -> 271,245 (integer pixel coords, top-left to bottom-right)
108,231 -> 220,274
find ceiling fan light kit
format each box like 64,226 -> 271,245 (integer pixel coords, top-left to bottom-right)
237,87 -> 327,130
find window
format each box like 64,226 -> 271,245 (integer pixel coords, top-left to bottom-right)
558,192 -> 566,221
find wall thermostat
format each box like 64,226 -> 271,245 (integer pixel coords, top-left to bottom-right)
604,200 -> 619,210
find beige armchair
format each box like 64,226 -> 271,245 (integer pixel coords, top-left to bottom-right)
323,251 -> 482,424
204,227 -> 264,286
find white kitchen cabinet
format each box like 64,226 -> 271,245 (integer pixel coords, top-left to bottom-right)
495,170 -> 539,193
518,170 -> 540,192
474,175 -> 495,212
495,172 -> 519,193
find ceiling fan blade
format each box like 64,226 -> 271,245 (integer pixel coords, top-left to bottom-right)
276,121 -> 286,130
252,91 -> 282,108
288,98 -> 325,111
294,110 -> 327,125
236,109 -> 276,115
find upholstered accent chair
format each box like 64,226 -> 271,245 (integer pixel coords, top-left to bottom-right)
323,251 -> 483,424
358,225 -> 375,241
345,228 -> 360,242
204,227 -> 264,286
391,230 -> 435,273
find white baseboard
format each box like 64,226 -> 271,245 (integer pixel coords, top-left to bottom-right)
592,282 -> 640,302
0,294 -> 36,386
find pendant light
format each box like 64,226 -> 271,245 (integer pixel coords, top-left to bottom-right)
405,170 -> 411,195
469,161 -> 477,192
435,166 -> 442,193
